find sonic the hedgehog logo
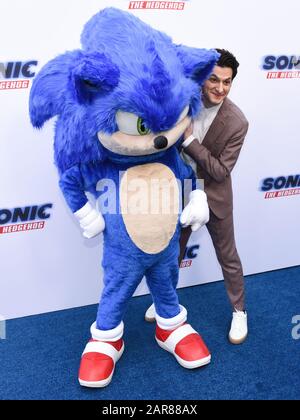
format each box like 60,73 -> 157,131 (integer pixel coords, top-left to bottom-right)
128,1 -> 188,10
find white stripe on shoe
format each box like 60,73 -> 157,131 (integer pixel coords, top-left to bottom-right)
162,324 -> 197,353
82,341 -> 121,361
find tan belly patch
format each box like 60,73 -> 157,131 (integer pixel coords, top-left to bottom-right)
120,163 -> 179,254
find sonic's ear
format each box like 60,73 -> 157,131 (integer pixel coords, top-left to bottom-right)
176,46 -> 220,86
29,50 -> 84,128
29,50 -> 120,128
71,52 -> 120,104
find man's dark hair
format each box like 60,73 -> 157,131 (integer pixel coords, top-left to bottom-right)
215,49 -> 240,80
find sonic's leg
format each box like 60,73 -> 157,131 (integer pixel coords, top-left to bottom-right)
79,251 -> 145,388
144,242 -> 180,322
97,250 -> 145,330
145,256 -> 181,320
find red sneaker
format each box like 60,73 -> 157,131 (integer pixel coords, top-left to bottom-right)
156,323 -> 211,369
78,338 -> 124,388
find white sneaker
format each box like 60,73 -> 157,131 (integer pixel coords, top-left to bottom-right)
145,303 -> 156,322
229,310 -> 248,345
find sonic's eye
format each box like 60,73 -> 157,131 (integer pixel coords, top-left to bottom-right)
137,117 -> 150,135
116,111 -> 151,136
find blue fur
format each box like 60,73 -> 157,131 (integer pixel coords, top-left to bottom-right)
29,8 -> 218,331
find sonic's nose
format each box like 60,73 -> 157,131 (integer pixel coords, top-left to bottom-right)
154,136 -> 168,150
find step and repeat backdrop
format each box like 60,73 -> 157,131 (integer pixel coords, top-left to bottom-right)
1,0 -> 299,319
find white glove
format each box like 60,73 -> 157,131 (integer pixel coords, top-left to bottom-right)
74,202 -> 105,239
180,190 -> 209,232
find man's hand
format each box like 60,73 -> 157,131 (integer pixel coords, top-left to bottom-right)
74,202 -> 105,239
184,121 -> 194,140
180,190 -> 209,232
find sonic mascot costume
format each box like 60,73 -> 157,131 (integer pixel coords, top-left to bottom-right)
29,8 -> 219,388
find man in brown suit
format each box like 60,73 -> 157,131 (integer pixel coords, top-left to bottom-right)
146,49 -> 249,345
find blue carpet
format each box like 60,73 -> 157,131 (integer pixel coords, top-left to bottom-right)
0,266 -> 299,400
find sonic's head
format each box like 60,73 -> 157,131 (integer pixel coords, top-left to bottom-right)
29,8 -> 219,171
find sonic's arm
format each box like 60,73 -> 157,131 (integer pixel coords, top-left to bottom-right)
176,153 -> 209,232
178,156 -> 197,190
59,164 -> 105,238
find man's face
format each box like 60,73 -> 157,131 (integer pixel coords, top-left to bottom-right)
202,65 -> 233,107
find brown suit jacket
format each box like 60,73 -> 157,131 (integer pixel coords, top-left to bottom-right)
185,97 -> 249,219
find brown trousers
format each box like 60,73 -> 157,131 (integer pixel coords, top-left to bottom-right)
179,210 -> 245,311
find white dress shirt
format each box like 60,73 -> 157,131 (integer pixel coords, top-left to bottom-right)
181,102 -> 223,173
